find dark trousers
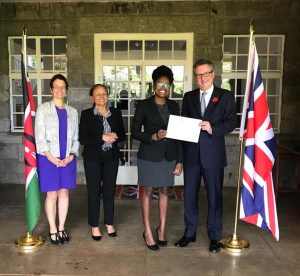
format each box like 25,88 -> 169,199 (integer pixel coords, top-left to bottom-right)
183,164 -> 224,240
83,158 -> 119,227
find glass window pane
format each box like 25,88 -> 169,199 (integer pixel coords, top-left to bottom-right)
223,37 -> 236,54
26,39 -> 36,55
269,37 -> 282,54
116,66 -> 129,81
41,56 -> 53,70
145,40 -> 158,60
129,82 -> 141,98
103,66 -> 115,82
174,40 -> 186,60
42,96 -> 52,103
54,56 -> 67,71
159,40 -> 172,59
129,65 -> 141,81
13,96 -> 23,112
13,114 -> 24,128
236,56 -> 248,71
27,56 -> 37,71
129,40 -> 142,60
268,96 -> 280,113
269,56 -> 281,71
41,38 -> 53,55
146,66 -> 157,82
42,79 -> 51,95
237,37 -> 248,54
222,56 -> 236,72
172,82 -> 184,98
115,41 -> 128,60
270,114 -> 278,130
267,79 -> 280,95
172,65 -> 184,82
11,56 -> 21,71
12,79 -> 22,95
10,39 -> 22,55
54,38 -> 67,55
101,41 -> 114,60
255,37 -> 268,54
259,55 -> 267,70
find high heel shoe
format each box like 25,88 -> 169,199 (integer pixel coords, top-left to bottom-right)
143,232 -> 159,251
49,232 -> 64,245
92,235 -> 102,241
106,225 -> 117,237
91,227 -> 102,241
58,230 -> 70,243
156,227 -> 167,246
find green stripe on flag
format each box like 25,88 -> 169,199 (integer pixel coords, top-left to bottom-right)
26,171 -> 41,234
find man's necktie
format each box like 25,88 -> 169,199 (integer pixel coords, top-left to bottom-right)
200,92 -> 207,117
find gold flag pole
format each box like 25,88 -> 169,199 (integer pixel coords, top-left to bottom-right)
220,20 -> 255,253
15,27 -> 44,251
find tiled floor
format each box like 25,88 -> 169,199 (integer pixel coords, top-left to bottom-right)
0,184 -> 299,275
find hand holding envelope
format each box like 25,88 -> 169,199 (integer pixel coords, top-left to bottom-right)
166,115 -> 202,143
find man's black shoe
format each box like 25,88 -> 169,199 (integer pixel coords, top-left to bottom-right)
174,236 -> 196,247
209,240 -> 221,253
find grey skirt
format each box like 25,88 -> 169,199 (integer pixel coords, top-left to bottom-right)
137,158 -> 176,187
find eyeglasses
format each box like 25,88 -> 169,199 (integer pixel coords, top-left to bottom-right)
94,93 -> 108,97
52,86 -> 66,90
156,82 -> 171,90
194,71 -> 213,79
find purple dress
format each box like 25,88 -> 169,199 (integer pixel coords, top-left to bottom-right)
37,106 -> 76,192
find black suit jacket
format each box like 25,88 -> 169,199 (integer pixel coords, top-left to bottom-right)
131,96 -> 183,163
79,107 -> 126,162
182,86 -> 237,169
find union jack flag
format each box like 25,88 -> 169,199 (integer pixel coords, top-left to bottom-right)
239,42 -> 279,241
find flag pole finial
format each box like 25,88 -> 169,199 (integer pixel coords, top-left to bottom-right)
249,18 -> 254,34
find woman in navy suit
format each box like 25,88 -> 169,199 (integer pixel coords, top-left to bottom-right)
79,84 -> 126,240
132,66 -> 183,250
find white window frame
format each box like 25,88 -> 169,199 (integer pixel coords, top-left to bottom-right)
94,33 -> 194,185
94,33 -> 194,95
9,36 -> 67,132
222,34 -> 285,133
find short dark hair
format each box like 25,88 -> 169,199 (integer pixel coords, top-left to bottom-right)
50,74 -> 68,89
152,65 -> 174,84
193,59 -> 214,71
89,84 -> 109,97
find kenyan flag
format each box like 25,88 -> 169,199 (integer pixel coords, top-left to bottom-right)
21,52 -> 41,234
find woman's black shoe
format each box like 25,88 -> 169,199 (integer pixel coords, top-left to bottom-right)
156,228 -> 167,246
92,235 -> 102,241
58,230 -> 69,243
108,232 -> 117,237
49,232 -> 64,245
143,232 -> 159,251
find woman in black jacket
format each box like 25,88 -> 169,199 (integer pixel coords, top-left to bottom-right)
132,66 -> 183,250
79,84 -> 126,240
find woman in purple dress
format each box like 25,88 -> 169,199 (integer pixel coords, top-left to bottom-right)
35,74 -> 79,245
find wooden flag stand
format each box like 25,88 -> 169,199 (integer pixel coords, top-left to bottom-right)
220,21 -> 255,253
15,232 -> 44,251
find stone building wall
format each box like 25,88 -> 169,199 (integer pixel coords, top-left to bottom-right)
0,0 -> 299,185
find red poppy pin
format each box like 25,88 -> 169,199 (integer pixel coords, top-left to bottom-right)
212,97 -> 219,103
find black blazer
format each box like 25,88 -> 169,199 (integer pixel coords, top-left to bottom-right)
182,86 -> 237,169
79,107 -> 126,162
131,96 -> 183,163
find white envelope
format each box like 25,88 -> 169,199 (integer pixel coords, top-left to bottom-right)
166,115 -> 201,143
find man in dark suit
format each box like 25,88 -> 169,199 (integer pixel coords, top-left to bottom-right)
175,59 -> 237,253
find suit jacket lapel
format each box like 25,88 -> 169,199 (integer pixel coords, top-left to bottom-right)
150,96 -> 165,127
204,88 -> 222,118
191,89 -> 201,116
